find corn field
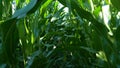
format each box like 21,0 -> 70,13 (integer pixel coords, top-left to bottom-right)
0,0 -> 120,68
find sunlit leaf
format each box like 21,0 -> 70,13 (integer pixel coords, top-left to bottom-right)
12,0 -> 42,19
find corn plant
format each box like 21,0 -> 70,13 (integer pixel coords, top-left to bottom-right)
0,0 -> 120,68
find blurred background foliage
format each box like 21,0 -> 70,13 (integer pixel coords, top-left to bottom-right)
0,0 -> 120,68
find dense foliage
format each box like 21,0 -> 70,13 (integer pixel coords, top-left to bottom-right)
0,0 -> 120,68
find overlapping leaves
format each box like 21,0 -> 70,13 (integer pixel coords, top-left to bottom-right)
0,0 -> 120,68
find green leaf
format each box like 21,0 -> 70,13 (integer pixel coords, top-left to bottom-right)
0,0 -> 2,20
0,18 -> 19,66
26,50 -> 40,68
92,21 -> 109,38
111,0 -> 120,10
12,0 -> 42,19
115,25 -> 120,47
59,0 -> 109,37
